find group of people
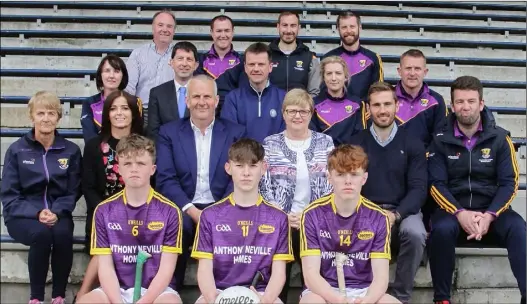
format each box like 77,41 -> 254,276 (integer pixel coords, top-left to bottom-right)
1,8 -> 525,304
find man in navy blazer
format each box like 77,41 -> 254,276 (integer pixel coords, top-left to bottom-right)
155,74 -> 245,290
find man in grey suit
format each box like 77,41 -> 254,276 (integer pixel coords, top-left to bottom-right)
147,41 -> 200,139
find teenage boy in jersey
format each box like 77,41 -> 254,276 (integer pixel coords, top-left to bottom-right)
428,76 -> 525,304
300,145 -> 400,304
77,134 -> 183,304
192,138 -> 293,304
350,82 -> 427,304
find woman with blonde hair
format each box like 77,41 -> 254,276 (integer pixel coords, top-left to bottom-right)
311,56 -> 367,145
260,88 -> 334,302
1,91 -> 82,304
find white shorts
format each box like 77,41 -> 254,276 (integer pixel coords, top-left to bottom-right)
196,289 -> 284,304
301,287 -> 368,300
95,286 -> 179,303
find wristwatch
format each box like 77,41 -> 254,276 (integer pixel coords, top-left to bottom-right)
394,211 -> 402,224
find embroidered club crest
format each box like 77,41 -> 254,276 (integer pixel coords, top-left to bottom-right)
420,98 -> 429,106
229,59 -> 235,65
58,158 -> 69,170
345,105 -> 353,113
296,61 -> 303,68
359,59 -> 366,67
481,148 -> 491,159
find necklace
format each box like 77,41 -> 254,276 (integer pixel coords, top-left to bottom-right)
285,131 -> 311,149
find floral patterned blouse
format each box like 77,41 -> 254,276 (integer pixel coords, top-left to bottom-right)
101,136 -> 124,197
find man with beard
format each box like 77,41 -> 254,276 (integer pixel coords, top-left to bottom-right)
395,49 -> 447,149
126,10 -> 177,127
323,11 -> 383,101
147,41 -> 200,140
200,15 -> 241,79
269,11 -> 321,96
155,74 -> 246,292
349,82 -> 427,304
428,76 -> 525,304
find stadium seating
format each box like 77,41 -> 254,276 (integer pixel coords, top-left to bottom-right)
0,1 -> 525,303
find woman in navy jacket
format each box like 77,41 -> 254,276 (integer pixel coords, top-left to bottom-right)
80,54 -> 129,142
1,91 -> 82,304
75,90 -> 143,300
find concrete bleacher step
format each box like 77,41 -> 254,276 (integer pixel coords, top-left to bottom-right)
1,5 -> 525,27
2,22 -> 525,44
0,243 -> 522,303
3,56 -> 526,83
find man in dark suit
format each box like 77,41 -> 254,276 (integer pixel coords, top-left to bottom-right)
155,74 -> 246,291
147,41 -> 200,139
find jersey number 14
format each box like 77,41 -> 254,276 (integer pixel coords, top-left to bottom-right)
339,235 -> 351,246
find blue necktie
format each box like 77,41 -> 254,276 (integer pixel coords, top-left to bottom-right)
178,87 -> 186,119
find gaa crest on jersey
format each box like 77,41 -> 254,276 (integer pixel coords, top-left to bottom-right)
420,98 -> 429,107
359,59 -> 366,67
345,105 -> 353,113
270,109 -> 277,117
58,158 -> 69,170
481,148 -> 491,159
229,59 -> 236,65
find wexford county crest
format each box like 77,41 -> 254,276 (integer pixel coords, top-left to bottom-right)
228,59 -> 235,66
420,98 -> 429,106
359,59 -> 366,67
481,148 -> 491,159
345,105 -> 354,113
296,60 -> 303,68
58,158 -> 69,170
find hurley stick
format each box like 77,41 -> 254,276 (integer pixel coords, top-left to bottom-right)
335,253 -> 349,298
133,250 -> 152,303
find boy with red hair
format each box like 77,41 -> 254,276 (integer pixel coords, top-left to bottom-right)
299,145 -> 400,304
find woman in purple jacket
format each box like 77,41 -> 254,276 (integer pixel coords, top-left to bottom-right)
80,54 -> 130,142
1,91 -> 82,304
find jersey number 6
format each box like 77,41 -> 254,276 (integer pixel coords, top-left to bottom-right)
132,225 -> 139,237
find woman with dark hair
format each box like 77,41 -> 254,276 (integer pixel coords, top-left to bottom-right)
80,54 -> 130,142
75,90 -> 143,300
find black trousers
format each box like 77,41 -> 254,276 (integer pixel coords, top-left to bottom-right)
174,204 -> 209,292
428,208 -> 526,303
6,217 -> 74,301
279,228 -> 303,303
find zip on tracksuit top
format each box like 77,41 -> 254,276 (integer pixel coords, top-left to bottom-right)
427,108 -> 519,217
1,130 -> 82,223
220,81 -> 286,143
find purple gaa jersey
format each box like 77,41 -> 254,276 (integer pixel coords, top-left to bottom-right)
91,188 -> 183,290
300,194 -> 390,289
191,194 -> 294,291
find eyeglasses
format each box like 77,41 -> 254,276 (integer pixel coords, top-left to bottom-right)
284,109 -> 311,117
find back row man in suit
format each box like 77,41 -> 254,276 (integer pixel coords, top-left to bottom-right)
155,74 -> 246,291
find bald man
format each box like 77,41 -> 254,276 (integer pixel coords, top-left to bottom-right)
155,75 -> 246,290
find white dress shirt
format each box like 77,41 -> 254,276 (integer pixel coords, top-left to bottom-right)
182,119 -> 216,212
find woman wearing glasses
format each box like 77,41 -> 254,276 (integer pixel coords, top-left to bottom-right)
260,88 -> 334,303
